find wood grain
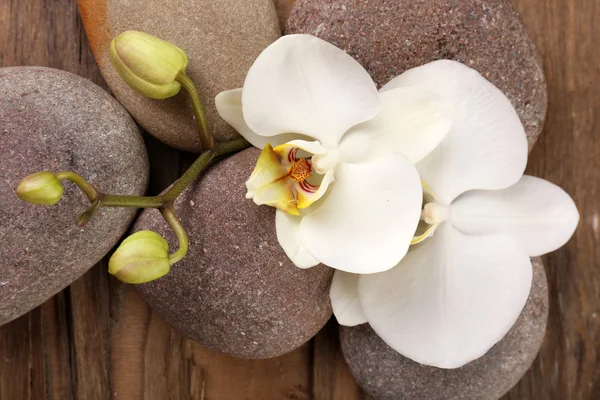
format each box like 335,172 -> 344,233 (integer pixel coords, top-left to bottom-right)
506,1 -> 600,399
0,0 -> 598,399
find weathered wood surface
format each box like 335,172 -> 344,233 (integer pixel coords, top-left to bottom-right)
0,0 -> 597,399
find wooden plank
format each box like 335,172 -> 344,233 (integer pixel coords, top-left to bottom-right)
0,0 -> 108,399
40,295 -> 74,400
109,283 -> 313,400
504,1 -> 600,399
274,0 -> 296,32
312,319 -> 364,400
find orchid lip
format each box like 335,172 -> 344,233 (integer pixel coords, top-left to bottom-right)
244,142 -> 337,216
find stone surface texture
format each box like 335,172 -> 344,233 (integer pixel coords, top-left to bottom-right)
340,257 -> 548,400
134,147 -> 333,359
78,0 -> 281,153
0,67 -> 149,325
287,0 -> 547,150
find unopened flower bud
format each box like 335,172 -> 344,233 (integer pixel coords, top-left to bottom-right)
16,171 -> 64,205
110,30 -> 188,99
109,230 -> 171,284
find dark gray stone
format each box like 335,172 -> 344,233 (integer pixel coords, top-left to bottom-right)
134,147 -> 333,359
287,0 -> 547,150
0,66 -> 149,325
340,257 -> 548,400
79,0 -> 281,152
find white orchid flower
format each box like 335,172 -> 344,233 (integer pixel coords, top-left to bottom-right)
330,61 -> 580,369
216,35 -> 453,273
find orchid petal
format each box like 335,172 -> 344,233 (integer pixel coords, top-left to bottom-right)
215,89 -> 302,149
340,87 -> 452,164
358,224 -> 532,368
242,35 -> 379,148
330,271 -> 368,326
385,60 -> 528,204
276,210 -> 320,269
451,175 -> 580,257
299,154 -> 422,274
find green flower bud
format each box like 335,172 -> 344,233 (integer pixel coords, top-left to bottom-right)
16,171 -> 64,205
110,30 -> 189,99
109,230 -> 171,284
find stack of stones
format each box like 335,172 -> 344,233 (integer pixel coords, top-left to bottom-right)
1,0 -> 549,398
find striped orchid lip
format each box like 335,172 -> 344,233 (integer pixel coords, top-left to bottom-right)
245,140 -> 335,216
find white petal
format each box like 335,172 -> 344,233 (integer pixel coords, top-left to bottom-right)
330,271 -> 368,326
385,60 -> 528,204
359,224 -> 532,369
241,35 -> 379,148
339,87 -> 452,164
451,175 -> 580,257
299,154 -> 422,274
215,89 -> 302,149
276,210 -> 320,269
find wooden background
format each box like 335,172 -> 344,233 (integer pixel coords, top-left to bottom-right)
0,0 -> 598,399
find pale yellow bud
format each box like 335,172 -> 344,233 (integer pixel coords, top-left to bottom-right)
16,171 -> 64,205
110,31 -> 188,99
109,230 -> 171,284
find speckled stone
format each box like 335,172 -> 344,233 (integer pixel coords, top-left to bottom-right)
0,67 -> 149,325
287,0 -> 547,151
78,0 -> 280,153
340,257 -> 548,400
134,148 -> 333,359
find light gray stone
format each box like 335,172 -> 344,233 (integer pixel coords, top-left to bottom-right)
287,0 -> 547,150
134,148 -> 333,359
0,66 -> 149,325
79,0 -> 281,152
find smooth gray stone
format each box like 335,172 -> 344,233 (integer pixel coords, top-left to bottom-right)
134,148 -> 333,359
287,0 -> 547,151
0,66 -> 149,325
79,0 -> 280,152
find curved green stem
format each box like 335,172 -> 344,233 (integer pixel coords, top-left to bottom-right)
161,205 -> 188,264
25,138 -> 250,235
77,198 -> 102,226
161,137 -> 250,201
176,71 -> 214,150
64,137 -> 251,209
56,171 -> 99,202
100,195 -> 165,208
163,148 -> 215,202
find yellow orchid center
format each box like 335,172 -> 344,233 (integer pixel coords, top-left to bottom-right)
289,158 -> 313,182
245,143 -> 334,216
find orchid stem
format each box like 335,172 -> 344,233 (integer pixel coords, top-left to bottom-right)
176,71 -> 214,151
161,205 -> 189,264
55,171 -> 99,202
53,137 -> 250,211
100,195 -> 165,208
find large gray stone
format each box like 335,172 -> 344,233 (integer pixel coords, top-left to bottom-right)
79,0 -> 280,152
134,148 -> 333,359
340,257 -> 548,400
287,0 -> 547,150
0,67 -> 149,325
